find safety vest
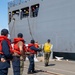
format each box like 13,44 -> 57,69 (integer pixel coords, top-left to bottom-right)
0,36 -> 13,54
13,38 -> 26,55
43,42 -> 52,52
28,43 -> 37,54
35,43 -> 39,48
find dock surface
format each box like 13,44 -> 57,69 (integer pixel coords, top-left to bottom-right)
8,58 -> 75,75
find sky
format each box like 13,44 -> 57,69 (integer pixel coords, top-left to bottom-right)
0,0 -> 11,31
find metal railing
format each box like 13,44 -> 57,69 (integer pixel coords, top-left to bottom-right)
8,0 -> 30,9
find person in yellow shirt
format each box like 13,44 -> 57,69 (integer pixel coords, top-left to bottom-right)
43,39 -> 52,66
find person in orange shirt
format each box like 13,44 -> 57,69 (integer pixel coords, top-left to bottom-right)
12,33 -> 26,75
35,41 -> 39,48
35,41 -> 39,57
27,40 -> 41,74
0,29 -> 13,75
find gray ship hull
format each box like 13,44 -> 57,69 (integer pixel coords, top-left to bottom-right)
8,0 -> 75,60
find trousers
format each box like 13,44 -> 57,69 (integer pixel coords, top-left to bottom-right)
28,54 -> 35,72
44,52 -> 51,65
20,59 -> 24,75
0,68 -> 8,75
12,56 -> 20,75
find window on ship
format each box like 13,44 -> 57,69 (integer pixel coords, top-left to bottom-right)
12,10 -> 19,17
31,4 -> 39,17
9,12 -> 11,23
20,7 -> 29,19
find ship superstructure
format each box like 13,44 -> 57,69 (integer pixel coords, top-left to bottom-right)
8,0 -> 75,60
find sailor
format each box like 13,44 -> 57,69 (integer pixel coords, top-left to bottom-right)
35,5 -> 39,16
35,41 -> 39,48
0,29 -> 13,75
12,33 -> 26,75
35,41 -> 39,57
25,9 -> 29,17
27,39 -> 41,74
32,7 -> 35,17
43,39 -> 52,66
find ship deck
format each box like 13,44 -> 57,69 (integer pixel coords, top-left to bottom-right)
8,56 -> 75,75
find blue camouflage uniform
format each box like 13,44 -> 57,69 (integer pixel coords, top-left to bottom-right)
28,44 -> 41,74
0,40 -> 13,75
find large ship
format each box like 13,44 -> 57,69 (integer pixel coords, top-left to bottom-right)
8,0 -> 75,60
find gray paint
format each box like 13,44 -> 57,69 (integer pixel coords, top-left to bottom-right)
8,0 -> 75,53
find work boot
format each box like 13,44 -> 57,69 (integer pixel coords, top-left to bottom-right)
27,71 -> 33,74
45,63 -> 48,67
32,70 -> 37,73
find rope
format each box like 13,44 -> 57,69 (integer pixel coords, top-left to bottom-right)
27,17 -> 34,39
10,16 -> 34,40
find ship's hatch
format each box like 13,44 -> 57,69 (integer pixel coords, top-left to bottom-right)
12,10 -> 19,16
12,10 -> 20,21
20,7 -> 29,19
31,4 -> 39,17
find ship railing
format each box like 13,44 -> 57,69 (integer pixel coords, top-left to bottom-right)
8,0 -> 30,9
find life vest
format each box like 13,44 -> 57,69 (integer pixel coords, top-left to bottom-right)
43,42 -> 52,52
27,43 -> 37,54
13,38 -> 26,55
0,36 -> 13,54
35,43 -> 39,48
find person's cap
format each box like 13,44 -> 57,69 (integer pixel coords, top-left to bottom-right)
17,33 -> 23,38
31,39 -> 35,44
1,29 -> 9,35
47,39 -> 50,42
